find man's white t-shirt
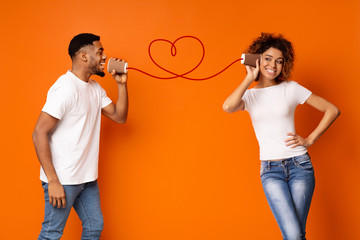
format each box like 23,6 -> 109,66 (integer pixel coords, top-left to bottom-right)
40,71 -> 112,184
242,81 -> 312,160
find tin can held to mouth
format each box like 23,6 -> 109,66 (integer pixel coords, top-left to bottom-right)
107,58 -> 128,74
241,53 -> 261,68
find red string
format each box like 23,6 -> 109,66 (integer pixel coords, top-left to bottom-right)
126,35 -> 243,81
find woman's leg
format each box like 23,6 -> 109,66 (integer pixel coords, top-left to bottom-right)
288,154 -> 315,240
261,161 -> 302,240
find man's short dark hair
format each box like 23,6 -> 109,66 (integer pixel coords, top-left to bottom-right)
68,33 -> 100,59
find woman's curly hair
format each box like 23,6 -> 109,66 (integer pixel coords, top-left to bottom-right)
246,32 -> 295,82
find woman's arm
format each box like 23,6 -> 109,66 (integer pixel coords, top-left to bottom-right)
285,93 -> 340,148
223,61 -> 259,113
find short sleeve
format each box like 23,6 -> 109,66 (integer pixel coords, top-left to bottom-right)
42,83 -> 74,120
242,90 -> 250,111
291,81 -> 312,104
98,83 -> 112,109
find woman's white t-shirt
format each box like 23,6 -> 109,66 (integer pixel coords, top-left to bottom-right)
40,71 -> 112,184
242,81 -> 312,160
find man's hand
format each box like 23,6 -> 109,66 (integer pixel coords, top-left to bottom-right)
48,181 -> 66,208
110,58 -> 128,84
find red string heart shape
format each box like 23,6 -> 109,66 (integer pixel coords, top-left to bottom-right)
148,36 -> 205,79
127,35 -> 243,81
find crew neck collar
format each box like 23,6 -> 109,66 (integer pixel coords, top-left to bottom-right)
67,71 -> 90,86
253,81 -> 286,90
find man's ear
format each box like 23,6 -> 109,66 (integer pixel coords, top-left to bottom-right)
79,51 -> 88,62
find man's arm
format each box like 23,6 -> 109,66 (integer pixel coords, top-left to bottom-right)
33,112 -> 66,208
102,61 -> 128,123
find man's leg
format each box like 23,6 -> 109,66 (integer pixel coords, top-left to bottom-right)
38,182 -> 84,240
73,180 -> 104,240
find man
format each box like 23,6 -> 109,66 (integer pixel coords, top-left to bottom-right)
33,33 -> 128,240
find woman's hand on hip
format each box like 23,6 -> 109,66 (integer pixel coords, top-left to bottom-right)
285,132 -> 314,148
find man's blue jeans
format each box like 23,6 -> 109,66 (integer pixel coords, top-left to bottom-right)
38,180 -> 104,240
261,153 -> 315,240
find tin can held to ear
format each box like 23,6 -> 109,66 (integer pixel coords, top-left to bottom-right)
241,53 -> 261,68
107,58 -> 128,74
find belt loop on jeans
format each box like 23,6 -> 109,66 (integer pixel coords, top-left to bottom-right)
291,156 -> 296,165
267,161 -> 271,170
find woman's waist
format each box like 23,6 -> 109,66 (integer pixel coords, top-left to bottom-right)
260,152 -> 309,165
259,145 -> 307,161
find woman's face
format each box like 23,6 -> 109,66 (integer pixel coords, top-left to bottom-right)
259,47 -> 284,81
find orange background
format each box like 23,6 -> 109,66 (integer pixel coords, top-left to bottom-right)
0,0 -> 359,239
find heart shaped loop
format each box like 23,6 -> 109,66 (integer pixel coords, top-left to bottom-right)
148,36 -> 205,79
126,35 -> 243,81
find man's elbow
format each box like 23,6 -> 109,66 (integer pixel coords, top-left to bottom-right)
32,127 -> 51,145
115,116 -> 127,124
32,128 -> 41,146
117,119 -> 127,124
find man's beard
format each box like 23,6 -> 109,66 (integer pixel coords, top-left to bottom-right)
90,59 -> 105,77
95,71 -> 105,77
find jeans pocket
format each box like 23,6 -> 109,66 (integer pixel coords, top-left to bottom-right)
42,181 -> 48,190
260,163 -> 269,177
294,154 -> 313,170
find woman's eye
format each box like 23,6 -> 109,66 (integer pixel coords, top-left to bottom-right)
276,60 -> 283,64
265,58 -> 271,61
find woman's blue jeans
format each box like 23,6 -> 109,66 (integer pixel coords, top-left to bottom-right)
38,180 -> 104,240
260,153 -> 315,240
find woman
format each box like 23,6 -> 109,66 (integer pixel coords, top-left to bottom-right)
223,33 -> 340,240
